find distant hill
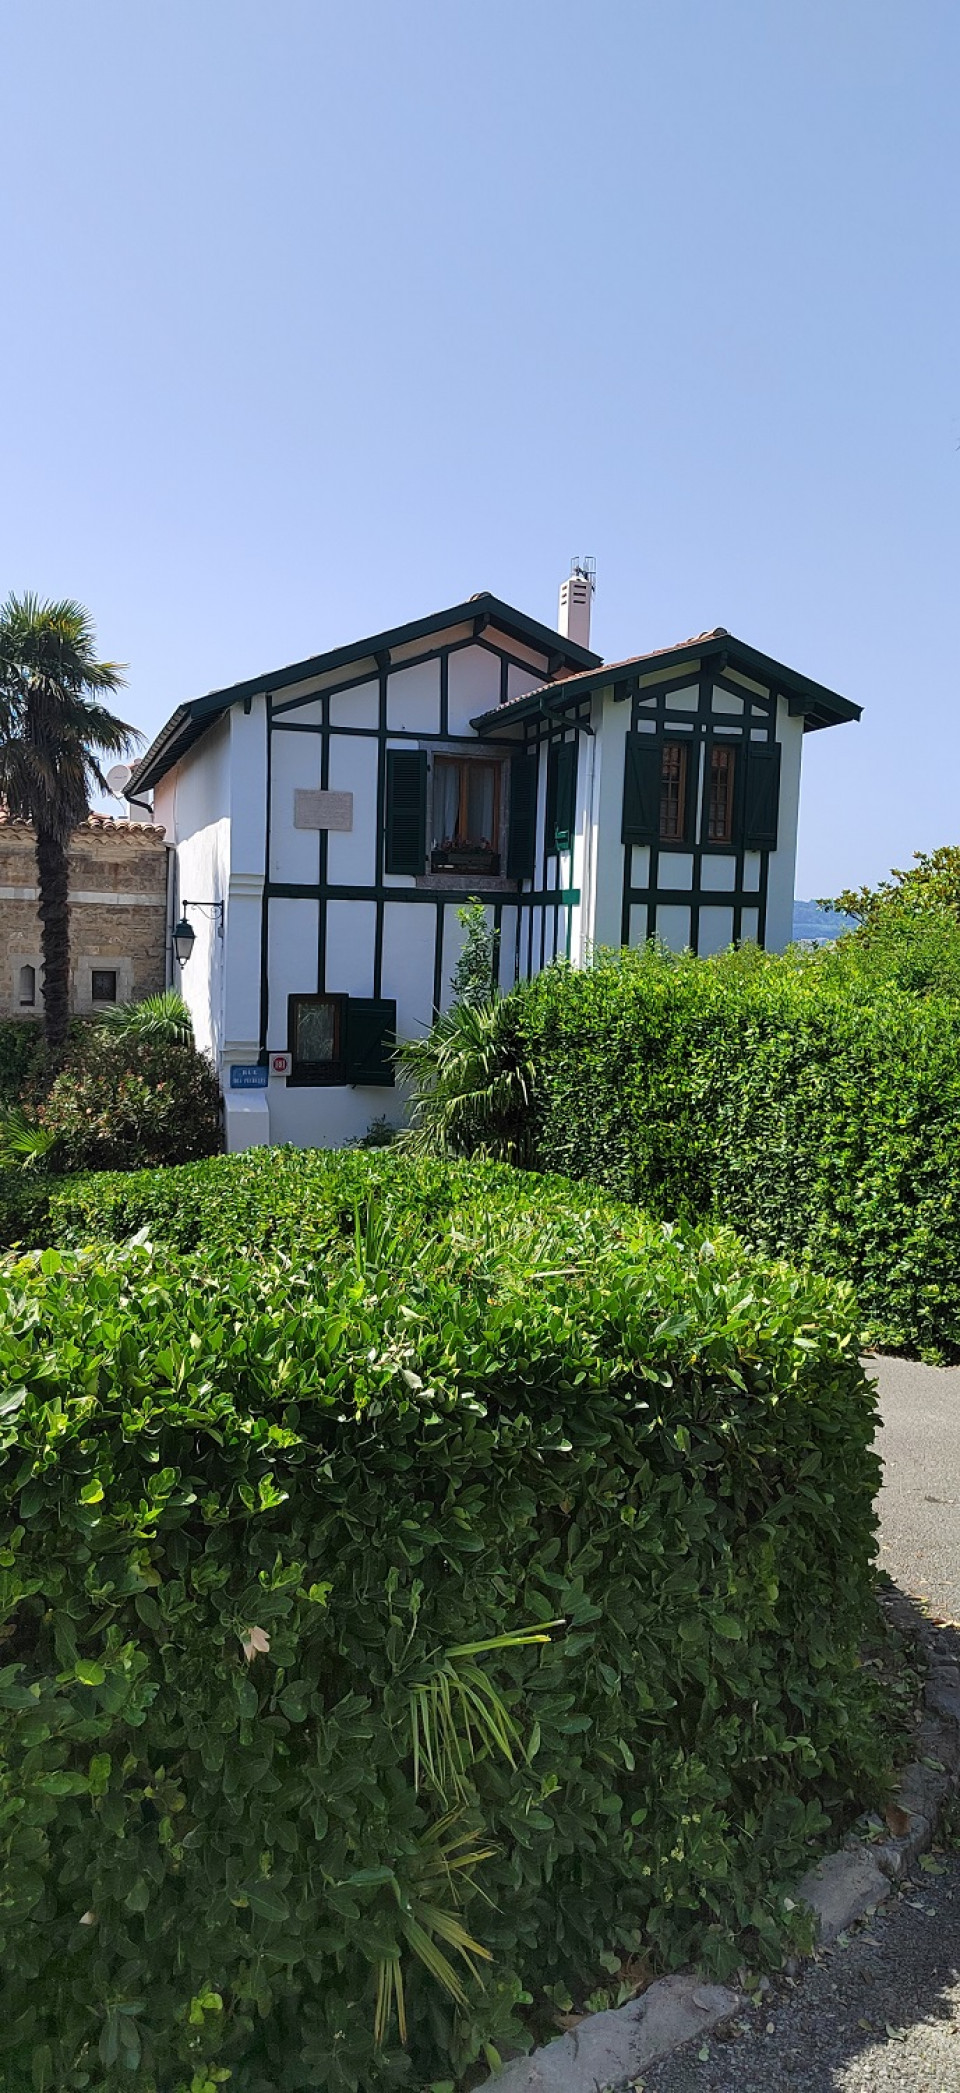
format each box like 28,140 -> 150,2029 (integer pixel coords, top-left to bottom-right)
792,900 -> 858,943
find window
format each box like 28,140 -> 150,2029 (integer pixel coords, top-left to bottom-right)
287,994 -> 397,1088
431,756 -> 501,873
91,969 -> 117,1003
707,744 -> 736,844
659,742 -> 688,842
545,741 -> 577,857
18,964 -> 35,1008
288,993 -> 345,1085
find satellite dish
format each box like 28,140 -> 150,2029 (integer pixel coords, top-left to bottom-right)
105,763 -> 133,799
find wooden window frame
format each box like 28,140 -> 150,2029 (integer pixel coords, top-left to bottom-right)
659,739 -> 689,843
287,992 -> 347,1087
430,752 -> 502,875
704,740 -> 738,847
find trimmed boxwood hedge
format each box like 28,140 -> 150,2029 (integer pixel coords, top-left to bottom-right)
1,1150 -> 886,2090
485,945 -> 960,1358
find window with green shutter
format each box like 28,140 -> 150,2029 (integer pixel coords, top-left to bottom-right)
742,741 -> 781,850
384,749 -> 428,874
287,994 -> 396,1087
506,752 -> 538,880
545,740 -> 577,856
344,998 -> 397,1086
622,734 -> 663,844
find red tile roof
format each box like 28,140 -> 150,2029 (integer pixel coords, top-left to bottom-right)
497,629 -> 731,714
0,810 -> 166,839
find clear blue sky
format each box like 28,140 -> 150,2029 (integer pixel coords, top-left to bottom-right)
3,0 -> 958,896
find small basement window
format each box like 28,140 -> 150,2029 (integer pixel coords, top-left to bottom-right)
707,744 -> 736,844
288,993 -> 345,1085
431,755 -> 501,874
659,742 -> 688,842
18,964 -> 36,1007
288,993 -> 397,1088
91,969 -> 118,1003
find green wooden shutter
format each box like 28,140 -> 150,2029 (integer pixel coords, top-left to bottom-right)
384,749 -> 427,874
506,752 -> 537,879
622,733 -> 662,843
345,998 -> 397,1086
546,741 -> 577,854
742,741 -> 781,850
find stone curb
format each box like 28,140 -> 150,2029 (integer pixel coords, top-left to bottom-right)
488,1592 -> 960,2093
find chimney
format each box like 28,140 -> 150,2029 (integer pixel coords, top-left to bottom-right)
558,557 -> 596,650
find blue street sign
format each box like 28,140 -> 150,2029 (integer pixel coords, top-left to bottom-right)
229,1063 -> 268,1089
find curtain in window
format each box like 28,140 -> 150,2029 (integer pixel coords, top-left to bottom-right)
465,763 -> 496,849
433,759 -> 461,848
296,1000 -> 338,1064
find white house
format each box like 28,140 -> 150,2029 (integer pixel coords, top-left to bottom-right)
132,572 -> 860,1150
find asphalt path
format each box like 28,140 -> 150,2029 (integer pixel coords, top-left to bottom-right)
870,1355 -> 960,1622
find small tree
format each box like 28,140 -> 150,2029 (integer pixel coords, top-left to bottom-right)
0,594 -> 138,1051
450,900 -> 497,1007
821,846 -> 960,929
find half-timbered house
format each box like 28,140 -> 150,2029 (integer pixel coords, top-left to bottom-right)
132,574 -> 860,1149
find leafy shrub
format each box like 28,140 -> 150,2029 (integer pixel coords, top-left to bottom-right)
0,1149 -> 887,2091
0,1016 -> 46,1105
470,945 -> 960,1357
37,1024 -> 222,1172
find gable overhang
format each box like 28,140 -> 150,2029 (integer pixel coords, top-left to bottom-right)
130,594 -> 602,794
471,633 -> 861,736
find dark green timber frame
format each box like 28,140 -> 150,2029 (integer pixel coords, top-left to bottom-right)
256,621 -> 596,1057
617,669 -> 777,954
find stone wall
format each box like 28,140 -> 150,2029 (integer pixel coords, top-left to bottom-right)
0,814 -> 169,1020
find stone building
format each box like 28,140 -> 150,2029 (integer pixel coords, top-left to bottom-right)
0,812 -> 169,1020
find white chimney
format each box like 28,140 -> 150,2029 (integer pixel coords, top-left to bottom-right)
558,557 -> 596,650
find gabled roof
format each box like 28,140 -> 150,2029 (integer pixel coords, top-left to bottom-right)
471,627 -> 861,735
131,593 -> 602,793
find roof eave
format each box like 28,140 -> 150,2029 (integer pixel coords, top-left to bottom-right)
130,593 -> 602,793
472,635 -> 861,734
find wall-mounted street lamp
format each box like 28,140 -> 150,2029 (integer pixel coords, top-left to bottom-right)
173,900 -> 224,967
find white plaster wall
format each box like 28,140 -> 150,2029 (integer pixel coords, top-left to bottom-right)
325,899 -> 377,996
765,699 -> 804,951
497,906 -> 518,990
326,735 -> 379,885
387,660 -> 440,735
698,907 -> 735,957
266,898 -> 319,1046
741,907 -> 760,943
266,1082 -> 399,1150
660,852 -> 693,890
656,904 -> 691,947
381,903 -> 436,1038
507,662 -> 541,702
168,715 -> 232,1060
590,687 -> 627,950
270,732 -> 322,883
700,856 -> 736,892
222,700 -> 268,1055
446,646 -> 502,733
329,679 -> 379,730
276,694 -> 325,727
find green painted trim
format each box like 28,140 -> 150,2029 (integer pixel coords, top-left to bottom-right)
473,635 -> 860,738
133,593 -> 600,791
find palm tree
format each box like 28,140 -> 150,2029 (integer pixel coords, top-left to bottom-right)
0,594 -> 139,1050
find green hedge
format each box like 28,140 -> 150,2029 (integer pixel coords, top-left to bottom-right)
502,946 -> 960,1357
0,1150 -> 886,2091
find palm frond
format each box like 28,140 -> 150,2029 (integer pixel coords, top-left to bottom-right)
408,1624 -> 557,1801
0,1107 -> 58,1171
96,989 -> 194,1045
396,996 -> 534,1161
